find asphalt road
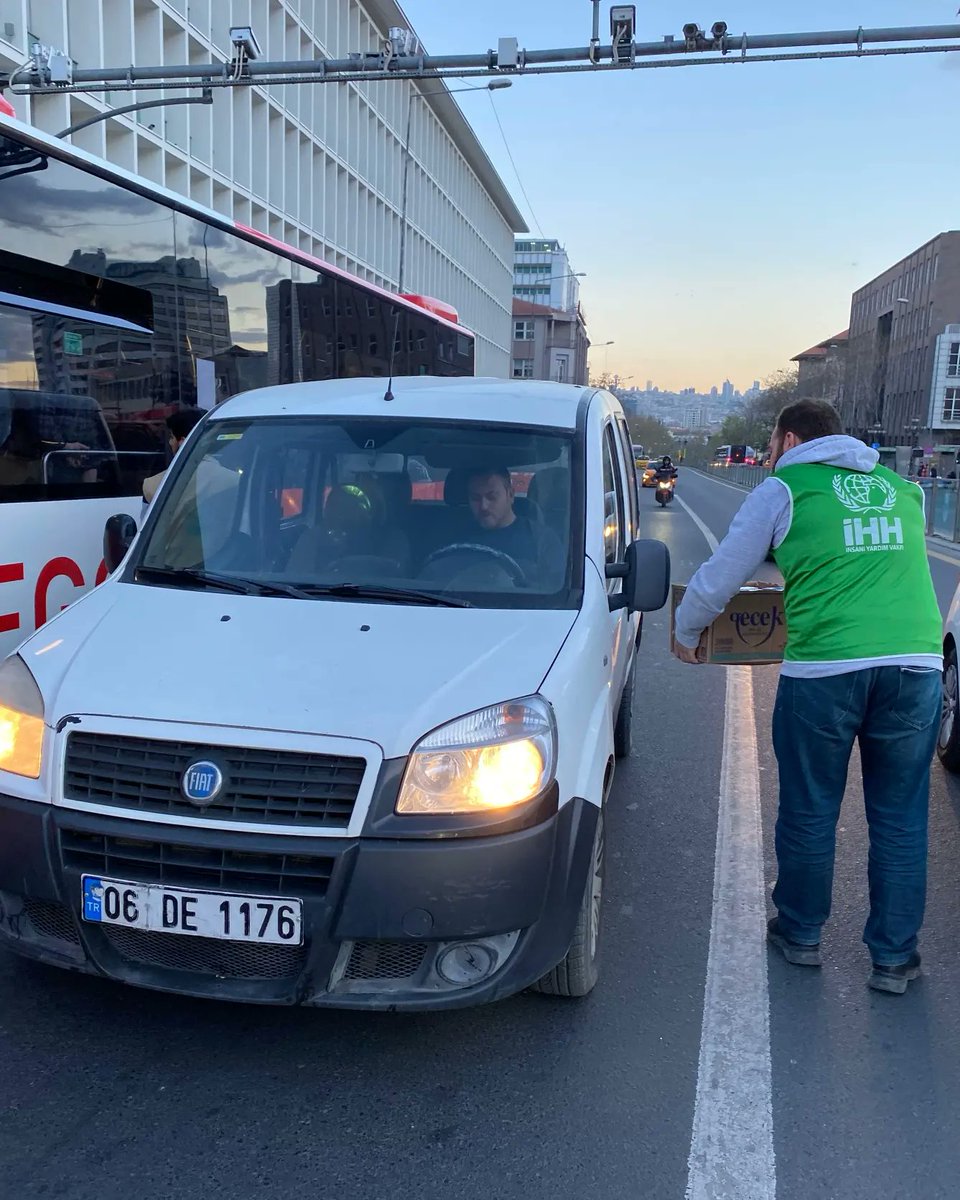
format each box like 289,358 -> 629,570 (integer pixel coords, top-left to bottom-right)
2,469 -> 959,1200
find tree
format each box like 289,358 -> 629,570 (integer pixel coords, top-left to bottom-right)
625,413 -> 671,454
677,435 -> 712,467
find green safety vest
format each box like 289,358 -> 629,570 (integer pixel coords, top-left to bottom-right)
772,463 -> 941,664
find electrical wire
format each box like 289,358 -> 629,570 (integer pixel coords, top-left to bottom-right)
487,91 -> 543,237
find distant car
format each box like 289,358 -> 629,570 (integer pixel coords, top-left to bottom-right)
632,445 -> 647,470
641,464 -> 658,488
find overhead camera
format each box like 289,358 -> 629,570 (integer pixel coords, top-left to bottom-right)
610,5 -> 636,63
682,22 -> 702,46
711,21 -> 728,40
610,5 -> 637,40
387,26 -> 420,57
229,26 -> 262,61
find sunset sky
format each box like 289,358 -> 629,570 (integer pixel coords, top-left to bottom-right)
402,1 -> 960,391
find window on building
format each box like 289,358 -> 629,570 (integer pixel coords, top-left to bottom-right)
944,389 -> 960,423
514,320 -> 535,340
948,343 -> 960,377
513,359 -> 534,378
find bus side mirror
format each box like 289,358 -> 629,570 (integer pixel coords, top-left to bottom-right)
606,539 -> 671,612
103,514 -> 138,574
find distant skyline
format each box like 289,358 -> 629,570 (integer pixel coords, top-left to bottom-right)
401,1 -> 960,391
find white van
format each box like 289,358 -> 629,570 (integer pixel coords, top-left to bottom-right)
0,377 -> 669,1011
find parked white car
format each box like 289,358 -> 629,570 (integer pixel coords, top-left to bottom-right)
0,376 -> 669,1011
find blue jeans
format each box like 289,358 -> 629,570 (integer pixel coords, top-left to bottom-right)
771,666 -> 941,966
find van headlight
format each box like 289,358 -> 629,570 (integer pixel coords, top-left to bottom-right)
396,696 -> 557,814
0,656 -> 44,779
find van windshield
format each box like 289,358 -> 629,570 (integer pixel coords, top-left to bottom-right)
137,417 -> 580,610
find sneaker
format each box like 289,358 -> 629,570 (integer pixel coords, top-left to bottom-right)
766,916 -> 822,967
868,953 -> 922,995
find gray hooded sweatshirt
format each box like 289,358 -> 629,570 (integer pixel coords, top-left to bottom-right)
674,435 -> 942,677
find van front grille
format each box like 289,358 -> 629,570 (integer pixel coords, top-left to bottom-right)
64,732 -> 365,829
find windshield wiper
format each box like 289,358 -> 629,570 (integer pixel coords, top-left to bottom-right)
290,582 -> 474,608
136,566 -> 317,600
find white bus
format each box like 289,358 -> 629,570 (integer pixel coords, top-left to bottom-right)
0,112 -> 475,657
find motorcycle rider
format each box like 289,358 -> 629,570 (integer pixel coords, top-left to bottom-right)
654,455 -> 678,485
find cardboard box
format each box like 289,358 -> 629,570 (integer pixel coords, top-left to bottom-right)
670,583 -> 787,665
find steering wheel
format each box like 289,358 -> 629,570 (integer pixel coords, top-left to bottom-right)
420,543 -> 528,587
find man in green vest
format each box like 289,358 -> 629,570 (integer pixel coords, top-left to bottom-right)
674,399 -> 942,994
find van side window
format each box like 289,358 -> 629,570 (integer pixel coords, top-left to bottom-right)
614,416 -> 638,542
602,424 -> 625,570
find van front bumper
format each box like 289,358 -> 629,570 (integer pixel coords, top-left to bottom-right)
0,791 -> 598,1011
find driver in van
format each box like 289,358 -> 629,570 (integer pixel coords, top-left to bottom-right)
465,467 -> 563,582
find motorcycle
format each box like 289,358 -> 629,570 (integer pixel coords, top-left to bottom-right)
655,476 -> 675,507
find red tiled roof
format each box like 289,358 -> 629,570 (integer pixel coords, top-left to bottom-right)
791,329 -> 849,362
512,298 -> 562,317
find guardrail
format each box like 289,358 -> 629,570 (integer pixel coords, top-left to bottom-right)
699,465 -> 771,490
698,466 -> 960,543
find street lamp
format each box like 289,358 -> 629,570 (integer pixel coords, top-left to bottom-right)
594,339 -> 614,373
397,79 -> 512,294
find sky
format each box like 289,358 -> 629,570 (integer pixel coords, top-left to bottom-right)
400,1 -> 960,391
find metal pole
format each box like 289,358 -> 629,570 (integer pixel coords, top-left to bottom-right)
55,90 -> 212,138
952,473 -> 960,544
12,43 -> 960,95
396,87 -> 414,297
7,23 -> 960,91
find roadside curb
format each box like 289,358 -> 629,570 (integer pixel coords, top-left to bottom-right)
927,536 -> 960,564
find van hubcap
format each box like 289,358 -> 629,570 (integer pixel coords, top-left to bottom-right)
940,663 -> 957,750
589,816 -> 605,959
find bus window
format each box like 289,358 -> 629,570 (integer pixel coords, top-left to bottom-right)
0,388 -> 114,493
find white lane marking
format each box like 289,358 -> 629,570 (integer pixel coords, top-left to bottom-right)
675,492 -> 720,554
685,664 -> 775,1200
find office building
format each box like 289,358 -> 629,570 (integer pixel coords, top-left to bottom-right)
842,233 -> 960,444
511,299 -> 589,385
791,330 -> 848,403
513,238 -> 582,312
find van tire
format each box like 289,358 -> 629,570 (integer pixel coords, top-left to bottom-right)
938,644 -> 960,772
613,657 -> 635,759
531,809 -> 604,998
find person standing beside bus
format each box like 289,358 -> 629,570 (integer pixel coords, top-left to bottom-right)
142,407 -> 205,509
673,399 -> 942,994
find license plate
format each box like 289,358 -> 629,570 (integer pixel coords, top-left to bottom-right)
81,876 -> 303,945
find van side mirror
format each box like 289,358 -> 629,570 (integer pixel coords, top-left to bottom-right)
606,538 -> 671,612
103,514 -> 138,574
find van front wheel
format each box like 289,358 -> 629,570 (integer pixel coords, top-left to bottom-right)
613,658 -> 635,759
531,809 -> 604,998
